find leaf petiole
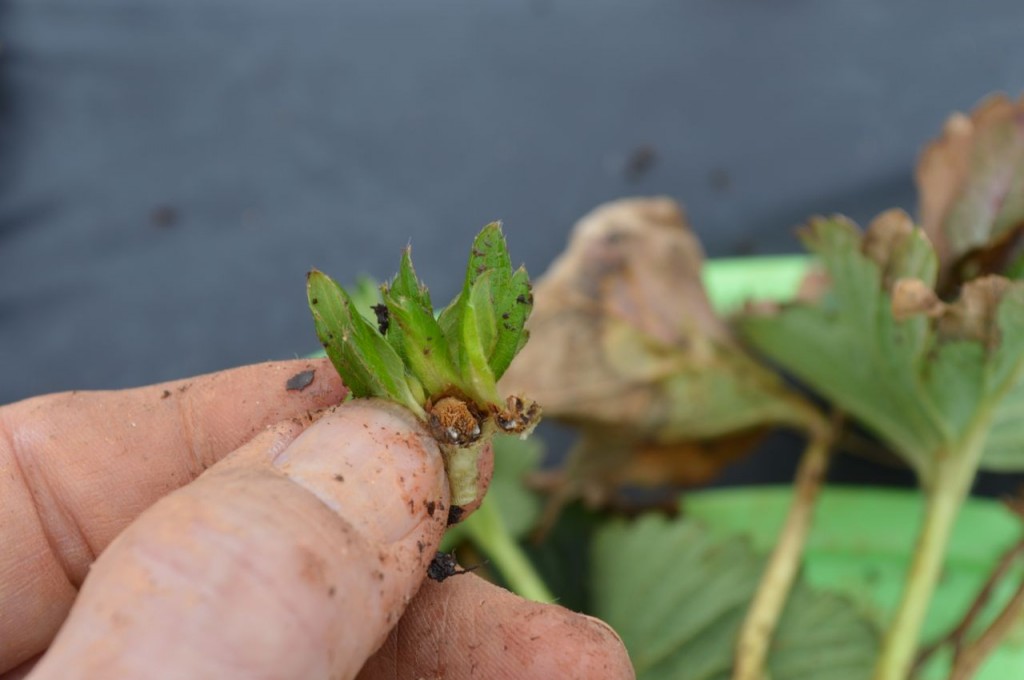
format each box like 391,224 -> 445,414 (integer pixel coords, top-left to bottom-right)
873,431 -> 988,680
734,415 -> 835,680
462,496 -> 555,604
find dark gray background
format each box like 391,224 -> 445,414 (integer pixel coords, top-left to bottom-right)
2,1 -> 1023,490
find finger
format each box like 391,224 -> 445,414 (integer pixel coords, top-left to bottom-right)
358,572 -> 634,679
28,400 -> 450,680
0,654 -> 39,680
0,359 -> 343,672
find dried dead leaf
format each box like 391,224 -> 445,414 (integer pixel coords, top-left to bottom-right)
892,278 -> 945,321
937,275 -> 1013,349
501,197 -> 821,518
917,93 -> 1024,289
862,208 -> 920,288
794,265 -> 830,304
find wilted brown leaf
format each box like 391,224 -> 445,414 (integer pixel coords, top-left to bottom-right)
893,272 -> 1016,350
937,275 -> 1014,349
862,208 -> 922,288
500,197 -> 821,517
917,93 -> 1024,290
892,278 -> 944,321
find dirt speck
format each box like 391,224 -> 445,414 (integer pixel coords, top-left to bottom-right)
709,167 -> 732,192
447,505 -> 464,526
298,546 -> 328,587
161,390 -> 171,399
425,500 -> 436,517
624,145 -> 657,181
371,303 -> 390,335
151,205 -> 178,228
334,473 -> 345,483
285,369 -> 316,392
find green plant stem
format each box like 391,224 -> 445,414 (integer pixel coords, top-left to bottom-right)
873,456 -> 979,680
733,424 -> 833,680
463,496 -> 555,604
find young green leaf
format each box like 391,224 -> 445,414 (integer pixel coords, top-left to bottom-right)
381,290 -> 461,396
592,514 -> 880,680
437,224 -> 507,344
469,270 -> 498,361
307,270 -> 426,416
387,247 -> 433,310
464,222 -> 513,295
307,223 -> 540,509
458,276 -> 502,405
378,249 -> 428,358
437,222 -> 529,381
489,266 -> 533,379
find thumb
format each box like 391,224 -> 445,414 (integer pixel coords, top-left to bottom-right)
29,400 -> 450,680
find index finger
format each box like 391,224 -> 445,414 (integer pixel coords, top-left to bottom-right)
0,359 -> 345,673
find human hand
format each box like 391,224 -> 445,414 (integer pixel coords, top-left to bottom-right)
0,359 -> 633,679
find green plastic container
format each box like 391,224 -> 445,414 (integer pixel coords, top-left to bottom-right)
688,488 -> 1024,679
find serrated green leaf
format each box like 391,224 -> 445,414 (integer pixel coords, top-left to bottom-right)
740,217 -> 1024,476
592,515 -> 879,680
437,224 -> 509,344
437,222 -> 529,383
489,266 -> 532,379
977,285 -> 1024,471
459,282 -> 502,405
469,271 -> 498,360
311,223 -> 535,428
307,270 -> 425,417
379,249 -> 429,358
464,222 -> 513,295
741,217 -> 944,474
388,247 -> 432,309
382,291 -> 461,396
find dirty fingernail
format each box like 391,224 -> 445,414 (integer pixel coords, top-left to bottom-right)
582,614 -> 627,646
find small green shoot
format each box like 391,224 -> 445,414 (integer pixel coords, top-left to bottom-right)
307,223 -> 541,508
